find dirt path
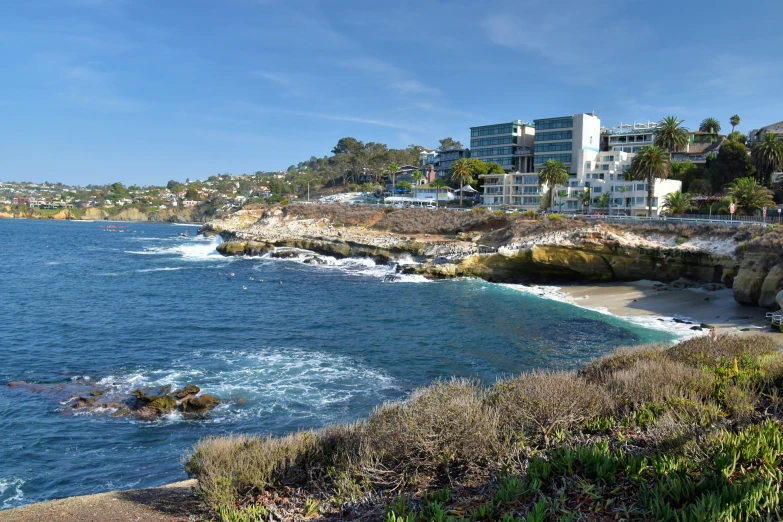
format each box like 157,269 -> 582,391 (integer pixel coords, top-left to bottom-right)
0,480 -> 206,522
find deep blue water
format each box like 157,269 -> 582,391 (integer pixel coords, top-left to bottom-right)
0,219 -> 678,509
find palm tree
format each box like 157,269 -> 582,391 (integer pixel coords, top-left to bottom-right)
728,177 -> 775,215
618,185 -> 629,215
450,158 -> 474,207
411,170 -> 423,200
578,188 -> 591,213
751,133 -> 783,185
660,191 -> 694,215
730,114 -> 741,133
388,161 -> 400,196
654,116 -> 689,153
537,159 -> 569,209
628,146 -> 671,217
699,117 -> 721,134
556,190 -> 567,212
595,192 -> 611,212
431,178 -> 447,208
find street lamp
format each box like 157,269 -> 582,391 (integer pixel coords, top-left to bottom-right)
307,180 -> 311,203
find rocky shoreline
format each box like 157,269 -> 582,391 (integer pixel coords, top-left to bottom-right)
0,205 -> 212,223
202,205 -> 783,310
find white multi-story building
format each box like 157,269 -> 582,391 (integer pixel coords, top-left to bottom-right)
481,115 -> 682,216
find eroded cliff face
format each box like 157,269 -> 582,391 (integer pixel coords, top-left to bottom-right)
204,208 -> 783,309
0,205 -> 211,222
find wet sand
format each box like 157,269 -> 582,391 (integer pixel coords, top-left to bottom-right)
559,280 -> 772,333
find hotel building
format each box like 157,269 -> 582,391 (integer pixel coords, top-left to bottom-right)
481,114 -> 682,216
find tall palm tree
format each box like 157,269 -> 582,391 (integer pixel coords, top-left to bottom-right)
578,188 -> 591,213
660,191 -> 694,215
537,159 -> 569,209
411,170 -> 423,200
730,114 -> 741,133
751,133 -> 783,185
388,161 -> 400,196
728,177 -> 775,215
628,146 -> 671,217
431,178 -> 447,208
450,158 -> 474,207
654,116 -> 689,153
618,185 -> 629,215
699,117 -> 721,134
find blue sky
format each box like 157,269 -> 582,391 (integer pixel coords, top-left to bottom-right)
1,0 -> 782,186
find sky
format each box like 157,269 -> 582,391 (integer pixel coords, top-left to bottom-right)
1,0 -> 782,186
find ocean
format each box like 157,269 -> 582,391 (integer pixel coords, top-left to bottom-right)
0,219 -> 679,509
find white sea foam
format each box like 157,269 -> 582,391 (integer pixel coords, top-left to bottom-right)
499,283 -> 704,338
91,347 -> 398,424
260,248 -> 430,283
0,477 -> 25,509
126,237 -> 224,262
135,267 -> 188,273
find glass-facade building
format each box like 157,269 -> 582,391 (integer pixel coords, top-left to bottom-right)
533,116 -> 575,167
469,121 -> 532,171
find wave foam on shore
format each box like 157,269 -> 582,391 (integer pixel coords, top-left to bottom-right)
499,283 -> 707,339
0,477 -> 25,509
258,248 -> 430,283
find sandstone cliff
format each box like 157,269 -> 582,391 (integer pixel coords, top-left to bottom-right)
202,205 -> 783,309
0,204 -> 212,223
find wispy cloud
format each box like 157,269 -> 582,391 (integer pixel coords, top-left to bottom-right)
339,57 -> 440,98
253,71 -> 310,98
481,0 -> 648,67
242,104 -> 420,131
390,80 -> 440,95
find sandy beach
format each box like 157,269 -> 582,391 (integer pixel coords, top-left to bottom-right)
558,280 -> 773,333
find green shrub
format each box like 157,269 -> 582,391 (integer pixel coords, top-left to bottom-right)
486,371 -> 611,444
494,210 -> 506,216
186,335 -> 783,520
362,378 -> 501,482
520,210 -> 539,221
547,213 -> 564,221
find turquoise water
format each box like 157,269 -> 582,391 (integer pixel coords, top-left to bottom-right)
0,219 -> 678,509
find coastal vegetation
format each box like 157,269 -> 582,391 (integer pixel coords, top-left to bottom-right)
627,145 -> 672,217
185,334 -> 783,521
536,160 -> 569,210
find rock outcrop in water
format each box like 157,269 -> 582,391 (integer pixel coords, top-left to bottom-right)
6,379 -> 219,420
202,204 -> 783,309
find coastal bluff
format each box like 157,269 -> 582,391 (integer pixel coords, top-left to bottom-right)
204,205 -> 783,309
0,204 -> 212,223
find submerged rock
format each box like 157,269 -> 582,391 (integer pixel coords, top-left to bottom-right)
173,384 -> 200,400
61,382 -> 219,420
180,394 -> 219,412
7,381 -> 26,387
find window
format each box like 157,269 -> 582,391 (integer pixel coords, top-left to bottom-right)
534,153 -> 572,165
593,187 -> 602,193
636,183 -> 646,191
534,142 -> 572,153
523,196 -> 540,205
523,186 -> 540,194
585,161 -> 591,170
523,175 -> 537,184
534,118 -> 573,130
470,125 -> 513,137
470,136 -> 515,147
600,165 -> 610,171
535,130 -> 572,142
